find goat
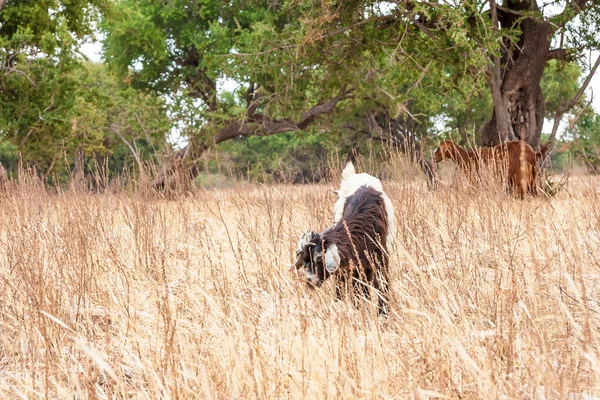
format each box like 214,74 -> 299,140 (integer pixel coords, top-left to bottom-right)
294,162 -> 395,316
433,140 -> 537,197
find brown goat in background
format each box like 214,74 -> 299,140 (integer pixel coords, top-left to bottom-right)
433,140 -> 538,197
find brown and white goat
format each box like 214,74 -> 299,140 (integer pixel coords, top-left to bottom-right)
294,162 -> 395,316
433,140 -> 537,197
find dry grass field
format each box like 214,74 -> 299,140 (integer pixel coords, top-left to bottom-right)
1,163 -> 600,399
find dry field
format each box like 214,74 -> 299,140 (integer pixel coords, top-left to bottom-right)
1,166 -> 600,399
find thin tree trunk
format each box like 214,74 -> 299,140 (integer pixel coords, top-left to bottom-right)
71,150 -> 86,190
44,152 -> 59,181
0,161 -> 7,191
487,0 -> 512,143
113,127 -> 145,177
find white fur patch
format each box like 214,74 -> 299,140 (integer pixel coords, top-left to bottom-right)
325,244 -> 341,273
333,163 -> 396,249
342,162 -> 356,180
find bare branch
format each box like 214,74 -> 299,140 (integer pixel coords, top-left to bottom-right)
411,17 -> 441,44
0,65 -> 37,87
112,125 -> 145,174
44,152 -> 59,180
297,88 -> 353,129
20,97 -> 56,146
549,53 -> 600,144
495,4 -> 526,17
541,53 -> 600,172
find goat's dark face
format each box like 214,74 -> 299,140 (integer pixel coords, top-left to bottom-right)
294,230 -> 341,288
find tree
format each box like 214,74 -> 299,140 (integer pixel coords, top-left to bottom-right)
102,0 -> 354,153
102,0 -> 600,187
102,0 -> 454,185
0,0 -> 172,182
0,0 -> 105,177
67,63 -> 171,182
292,0 -> 600,150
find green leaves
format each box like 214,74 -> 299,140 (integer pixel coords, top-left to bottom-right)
0,0 -> 172,180
0,0 -> 107,43
541,60 -> 581,119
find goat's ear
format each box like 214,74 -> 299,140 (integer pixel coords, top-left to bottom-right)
342,162 -> 356,180
325,244 -> 341,273
294,254 -> 304,270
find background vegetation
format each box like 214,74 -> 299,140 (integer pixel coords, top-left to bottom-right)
1,0 -> 600,184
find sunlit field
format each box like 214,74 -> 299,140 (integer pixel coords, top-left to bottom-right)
1,162 -> 600,399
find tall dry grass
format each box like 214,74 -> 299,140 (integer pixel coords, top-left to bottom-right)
1,158 -> 600,399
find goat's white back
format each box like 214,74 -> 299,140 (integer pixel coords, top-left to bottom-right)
333,162 -> 396,249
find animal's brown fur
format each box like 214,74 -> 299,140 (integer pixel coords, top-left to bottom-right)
433,140 -> 538,197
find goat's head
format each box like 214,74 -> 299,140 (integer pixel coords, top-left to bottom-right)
294,230 -> 341,288
433,140 -> 458,163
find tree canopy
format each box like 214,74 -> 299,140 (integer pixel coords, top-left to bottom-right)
0,0 -> 170,181
1,0 -> 600,184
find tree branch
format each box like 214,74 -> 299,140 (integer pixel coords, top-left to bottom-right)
411,16 -> 441,44
551,0 -> 591,30
112,125 -> 145,174
44,152 -> 59,180
151,89 -> 354,190
541,53 -> 600,172
215,89 -> 353,144
547,48 -> 579,62
549,53 -> 600,144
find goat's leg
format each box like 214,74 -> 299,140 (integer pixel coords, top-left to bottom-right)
373,269 -> 390,317
335,276 -> 346,301
362,281 -> 370,301
529,166 -> 538,196
352,277 -> 371,309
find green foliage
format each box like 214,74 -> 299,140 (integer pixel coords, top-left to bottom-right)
0,137 -> 19,175
541,60 -> 581,119
69,63 -> 171,178
215,130 -> 337,182
2,0 -> 597,183
0,0 -> 106,43
0,56 -> 170,180
0,0 -> 170,182
569,108 -> 600,172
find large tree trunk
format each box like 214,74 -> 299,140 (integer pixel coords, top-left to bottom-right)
480,3 -> 553,150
